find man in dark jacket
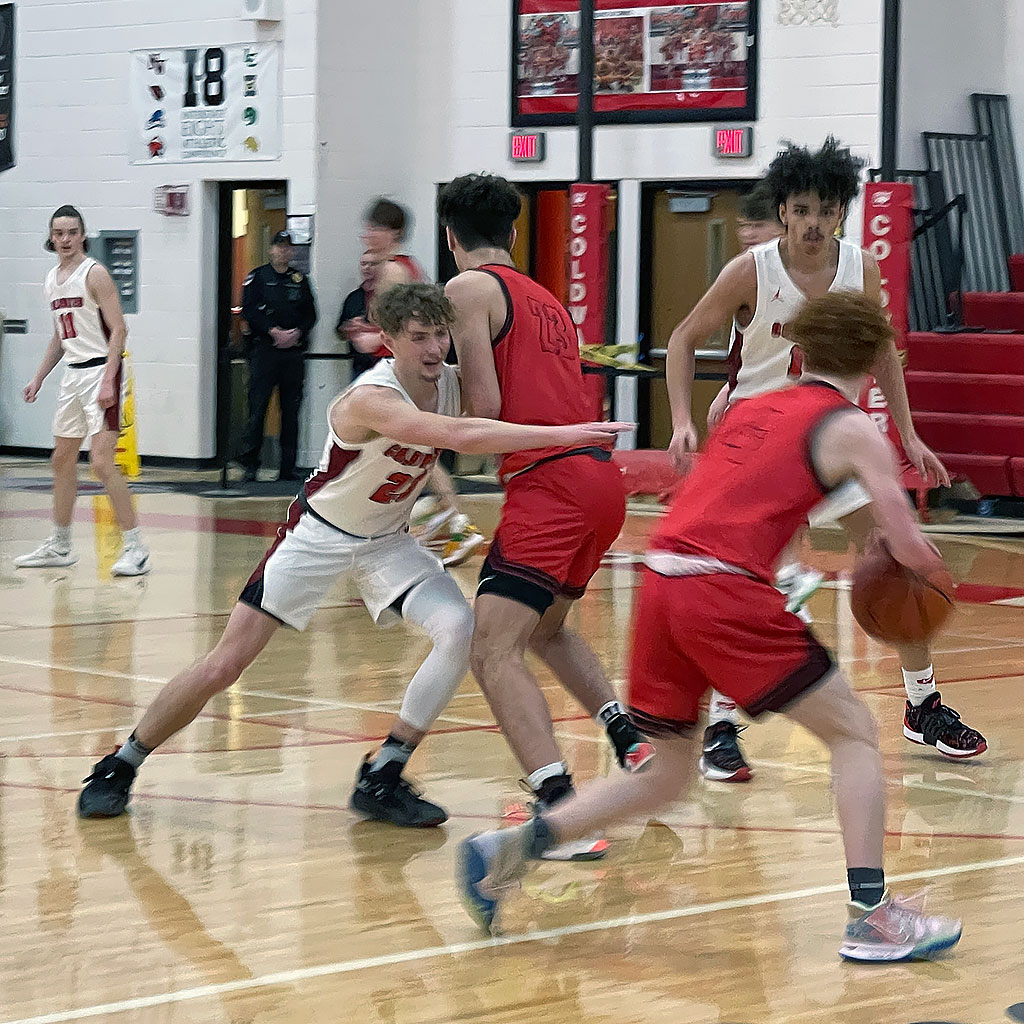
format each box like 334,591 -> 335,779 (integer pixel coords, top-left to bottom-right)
240,231 -> 318,482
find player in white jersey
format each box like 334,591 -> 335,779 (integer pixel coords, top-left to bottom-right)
664,138 -> 985,776
15,206 -> 150,576
77,283 -> 632,827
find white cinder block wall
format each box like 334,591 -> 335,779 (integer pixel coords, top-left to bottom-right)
0,0 -> 318,457
3,0 -> 895,458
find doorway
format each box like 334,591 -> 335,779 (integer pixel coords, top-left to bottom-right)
638,180 -> 758,447
215,181 -> 288,467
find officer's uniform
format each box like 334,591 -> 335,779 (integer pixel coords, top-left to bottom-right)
240,231 -> 318,480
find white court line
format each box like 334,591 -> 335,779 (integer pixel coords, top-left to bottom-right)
5,852 -> 1024,1024
0,725 -> 135,743
0,654 -> 352,711
758,758 -> 1024,806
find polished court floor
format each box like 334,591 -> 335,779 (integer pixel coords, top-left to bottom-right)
2,457 -> 1024,1024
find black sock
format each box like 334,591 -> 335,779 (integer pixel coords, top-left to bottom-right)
524,815 -> 557,859
534,773 -> 573,807
848,867 -> 885,908
369,734 -> 416,783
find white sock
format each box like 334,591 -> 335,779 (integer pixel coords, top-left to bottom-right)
709,690 -> 740,726
122,527 -> 142,548
902,666 -> 936,706
775,562 -> 802,584
528,761 -> 568,791
595,700 -> 626,726
53,525 -> 72,549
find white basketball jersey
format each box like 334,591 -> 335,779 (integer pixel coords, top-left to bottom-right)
44,258 -> 111,364
727,238 -> 864,401
304,360 -> 461,537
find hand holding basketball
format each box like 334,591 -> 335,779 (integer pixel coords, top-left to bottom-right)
850,535 -> 955,645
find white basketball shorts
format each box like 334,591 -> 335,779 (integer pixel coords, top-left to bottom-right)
240,510 -> 448,630
52,362 -> 122,439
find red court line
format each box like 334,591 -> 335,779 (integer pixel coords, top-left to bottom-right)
1,505 -> 280,538
3,779 -> 1023,844
860,671 -> 1020,695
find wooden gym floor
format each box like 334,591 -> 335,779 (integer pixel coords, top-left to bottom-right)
1,457 -> 1024,1024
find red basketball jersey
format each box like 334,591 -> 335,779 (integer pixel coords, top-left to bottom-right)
477,263 -> 599,481
652,382 -> 857,580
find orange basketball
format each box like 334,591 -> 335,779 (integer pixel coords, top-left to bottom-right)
850,541 -> 956,645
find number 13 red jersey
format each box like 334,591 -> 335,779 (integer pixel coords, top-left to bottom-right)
477,264 -> 600,482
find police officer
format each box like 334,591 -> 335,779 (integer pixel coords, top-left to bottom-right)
240,231 -> 318,482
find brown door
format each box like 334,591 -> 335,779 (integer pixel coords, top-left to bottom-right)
647,188 -> 743,447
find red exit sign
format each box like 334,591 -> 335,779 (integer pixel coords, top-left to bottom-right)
509,131 -> 546,162
713,126 -> 753,158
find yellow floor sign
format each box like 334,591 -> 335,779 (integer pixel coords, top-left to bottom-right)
114,350 -> 141,479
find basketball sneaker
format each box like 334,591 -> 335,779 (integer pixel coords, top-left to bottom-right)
458,826 -> 531,934
775,563 -> 823,620
410,496 -> 456,543
112,541 -> 151,577
349,755 -> 448,828
438,513 -> 486,567
78,753 -> 136,818
503,774 -> 608,861
903,691 -> 987,758
604,712 -> 656,773
840,890 -> 962,962
699,721 -> 753,782
14,536 -> 79,569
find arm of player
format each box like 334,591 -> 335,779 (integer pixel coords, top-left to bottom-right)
862,254 -> 950,488
665,253 -> 754,466
706,383 -> 731,431
88,264 -> 128,410
445,272 -> 503,420
813,408 -> 943,576
335,386 -> 632,456
24,330 -> 64,402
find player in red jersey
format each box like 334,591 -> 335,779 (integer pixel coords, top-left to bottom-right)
459,292 -> 964,963
439,173 -> 654,862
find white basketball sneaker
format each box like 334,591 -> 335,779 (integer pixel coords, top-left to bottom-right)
112,541 -> 151,577
14,536 -> 79,569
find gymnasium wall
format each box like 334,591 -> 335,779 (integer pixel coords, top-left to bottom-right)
897,0 -> 1009,169
0,0 -> 318,458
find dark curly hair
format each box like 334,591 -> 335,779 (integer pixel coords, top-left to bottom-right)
374,282 -> 455,338
763,136 -> 864,210
437,174 -> 522,252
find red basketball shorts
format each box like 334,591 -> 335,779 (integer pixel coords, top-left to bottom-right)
480,451 -> 627,614
628,569 -> 834,735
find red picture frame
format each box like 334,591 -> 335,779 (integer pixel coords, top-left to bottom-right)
512,0 -> 759,126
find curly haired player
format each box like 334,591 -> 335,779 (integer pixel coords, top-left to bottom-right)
665,138 -> 984,781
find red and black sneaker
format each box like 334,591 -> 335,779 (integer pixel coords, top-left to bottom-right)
903,691 -> 987,758
699,721 -> 753,782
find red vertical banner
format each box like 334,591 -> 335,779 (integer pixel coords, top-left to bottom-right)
860,182 -> 923,483
569,183 -> 612,418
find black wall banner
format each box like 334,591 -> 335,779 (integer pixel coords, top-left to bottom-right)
0,4 -> 13,173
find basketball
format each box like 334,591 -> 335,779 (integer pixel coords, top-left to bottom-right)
850,540 -> 956,645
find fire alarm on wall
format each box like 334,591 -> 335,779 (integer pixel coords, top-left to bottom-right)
241,0 -> 282,21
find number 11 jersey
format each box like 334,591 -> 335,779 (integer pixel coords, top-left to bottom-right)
45,258 -> 111,364
304,360 -> 460,537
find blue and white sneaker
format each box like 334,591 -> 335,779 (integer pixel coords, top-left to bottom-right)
457,829 -> 530,934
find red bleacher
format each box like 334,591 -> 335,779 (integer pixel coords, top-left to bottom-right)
908,255 -> 1024,498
